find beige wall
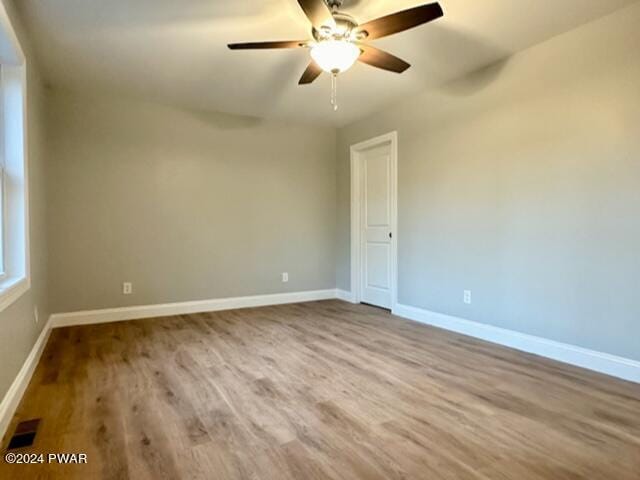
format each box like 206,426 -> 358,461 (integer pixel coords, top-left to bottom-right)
337,2 -> 640,361
46,89 -> 337,313
0,1 -> 50,400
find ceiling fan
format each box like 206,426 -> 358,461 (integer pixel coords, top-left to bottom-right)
228,0 -> 444,110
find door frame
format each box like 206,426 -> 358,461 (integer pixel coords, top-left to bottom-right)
350,131 -> 398,309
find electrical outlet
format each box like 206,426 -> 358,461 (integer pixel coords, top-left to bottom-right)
34,306 -> 39,324
281,272 -> 289,283
123,282 -> 133,295
464,290 -> 472,305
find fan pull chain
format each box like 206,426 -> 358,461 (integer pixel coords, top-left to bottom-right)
331,72 -> 338,111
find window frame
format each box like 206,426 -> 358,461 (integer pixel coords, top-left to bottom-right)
0,3 -> 30,313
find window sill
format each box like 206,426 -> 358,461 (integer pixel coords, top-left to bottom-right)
0,276 -> 29,313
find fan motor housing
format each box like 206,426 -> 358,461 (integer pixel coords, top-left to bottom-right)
313,12 -> 361,41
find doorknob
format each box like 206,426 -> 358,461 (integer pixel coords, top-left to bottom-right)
389,232 -> 393,239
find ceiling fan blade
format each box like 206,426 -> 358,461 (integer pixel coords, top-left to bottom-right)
228,40 -> 307,50
358,44 -> 411,73
296,0 -> 336,30
299,61 -> 323,85
356,2 -> 443,40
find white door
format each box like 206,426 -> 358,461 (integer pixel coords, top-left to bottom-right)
360,143 -> 393,309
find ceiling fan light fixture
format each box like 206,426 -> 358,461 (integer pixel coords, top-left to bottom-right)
310,40 -> 360,73
228,0 -> 445,110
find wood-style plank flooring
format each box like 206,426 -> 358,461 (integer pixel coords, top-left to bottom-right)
2,300 -> 639,479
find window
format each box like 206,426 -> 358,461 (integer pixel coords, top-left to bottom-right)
0,4 -> 30,312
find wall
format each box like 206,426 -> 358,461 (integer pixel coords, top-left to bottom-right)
337,2 -> 640,361
0,0 -> 50,401
47,89 -> 337,313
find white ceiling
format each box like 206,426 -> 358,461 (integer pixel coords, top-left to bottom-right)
16,0 -> 637,126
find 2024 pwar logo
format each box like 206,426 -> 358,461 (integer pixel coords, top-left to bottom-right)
4,452 -> 88,464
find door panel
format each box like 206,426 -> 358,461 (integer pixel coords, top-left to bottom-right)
366,243 -> 390,289
365,153 -> 390,226
361,143 -> 393,309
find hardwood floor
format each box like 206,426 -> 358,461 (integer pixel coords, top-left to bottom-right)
2,300 -> 639,479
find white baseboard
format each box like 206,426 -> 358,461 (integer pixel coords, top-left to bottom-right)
0,317 -> 53,441
393,303 -> 640,384
52,289 -> 339,328
335,289 -> 356,303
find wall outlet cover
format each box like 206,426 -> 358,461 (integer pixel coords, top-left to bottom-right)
464,290 -> 472,304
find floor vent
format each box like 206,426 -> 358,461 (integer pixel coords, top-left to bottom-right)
7,419 -> 41,450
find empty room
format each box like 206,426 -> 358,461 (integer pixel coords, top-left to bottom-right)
0,0 -> 639,478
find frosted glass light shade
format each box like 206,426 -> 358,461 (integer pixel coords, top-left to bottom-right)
310,40 -> 360,73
